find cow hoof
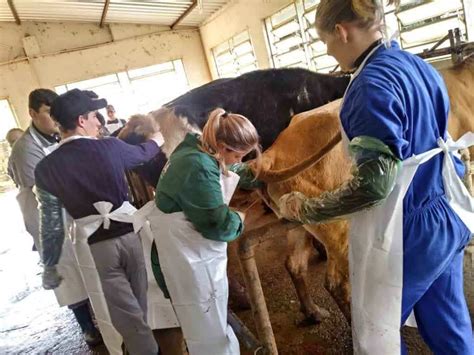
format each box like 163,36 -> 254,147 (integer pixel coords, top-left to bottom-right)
298,307 -> 330,326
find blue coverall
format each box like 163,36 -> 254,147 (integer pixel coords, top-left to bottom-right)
341,41 -> 473,354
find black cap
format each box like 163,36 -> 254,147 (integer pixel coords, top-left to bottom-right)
51,89 -> 107,130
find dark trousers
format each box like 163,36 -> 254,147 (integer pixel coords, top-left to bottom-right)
69,300 -> 96,333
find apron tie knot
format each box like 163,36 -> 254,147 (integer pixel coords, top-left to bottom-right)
92,201 -> 115,230
437,137 -> 451,154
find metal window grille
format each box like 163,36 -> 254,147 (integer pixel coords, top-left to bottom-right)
264,0 -> 470,71
212,30 -> 258,78
396,0 -> 467,62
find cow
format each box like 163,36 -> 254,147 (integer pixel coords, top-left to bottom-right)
154,68 -> 350,158
441,54 -> 474,192
441,54 -> 474,154
121,57 -> 473,325
243,55 -> 474,322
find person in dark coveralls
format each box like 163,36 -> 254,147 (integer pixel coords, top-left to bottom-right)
35,89 -> 164,355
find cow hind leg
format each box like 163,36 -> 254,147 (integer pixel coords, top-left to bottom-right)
285,227 -> 330,325
306,223 -> 351,323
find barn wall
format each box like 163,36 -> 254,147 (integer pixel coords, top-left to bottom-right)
0,22 -> 211,129
199,0 -> 291,79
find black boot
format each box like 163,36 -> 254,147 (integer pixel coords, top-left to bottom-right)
70,300 -> 103,347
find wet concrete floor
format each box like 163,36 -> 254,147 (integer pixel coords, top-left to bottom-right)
0,190 -> 106,354
0,188 -> 448,354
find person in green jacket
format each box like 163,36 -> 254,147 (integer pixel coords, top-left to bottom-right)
149,108 -> 260,355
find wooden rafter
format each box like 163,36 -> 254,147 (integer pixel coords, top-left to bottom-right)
100,0 -> 111,28
171,0 -> 198,29
7,0 -> 21,25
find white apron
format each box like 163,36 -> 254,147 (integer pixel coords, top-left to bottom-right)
19,129 -> 88,307
343,45 -> 474,354
148,171 -> 241,355
70,198 -> 178,354
72,200 -> 136,355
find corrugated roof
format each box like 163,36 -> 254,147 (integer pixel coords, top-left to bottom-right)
0,0 -> 230,27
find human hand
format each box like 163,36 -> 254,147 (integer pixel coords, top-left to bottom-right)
278,192 -> 307,222
42,265 -> 63,290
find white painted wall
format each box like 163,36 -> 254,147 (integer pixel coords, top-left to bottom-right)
0,22 -> 211,128
199,0 -> 291,79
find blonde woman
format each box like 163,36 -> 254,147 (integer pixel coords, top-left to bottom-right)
150,108 -> 261,355
279,0 -> 473,354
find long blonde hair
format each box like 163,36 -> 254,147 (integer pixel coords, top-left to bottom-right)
315,0 -> 400,34
201,108 -> 262,176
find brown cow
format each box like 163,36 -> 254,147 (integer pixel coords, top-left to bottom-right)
251,56 -> 474,323
122,57 -> 473,325
442,55 -> 474,154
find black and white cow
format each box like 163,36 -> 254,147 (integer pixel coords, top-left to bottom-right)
121,68 -> 349,186
153,68 -> 349,157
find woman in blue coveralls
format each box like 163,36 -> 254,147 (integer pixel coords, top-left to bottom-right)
278,0 -> 473,353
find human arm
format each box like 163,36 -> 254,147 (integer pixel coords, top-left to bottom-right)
279,136 -> 400,224
229,163 -> 263,190
280,77 -> 408,223
9,141 -> 44,188
115,132 -> 164,169
36,186 -> 65,289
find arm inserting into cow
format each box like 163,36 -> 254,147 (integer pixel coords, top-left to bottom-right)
37,187 -> 65,289
279,136 -> 401,224
230,163 -> 263,190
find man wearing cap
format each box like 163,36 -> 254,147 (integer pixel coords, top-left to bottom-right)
8,88 -> 101,346
35,88 -> 163,355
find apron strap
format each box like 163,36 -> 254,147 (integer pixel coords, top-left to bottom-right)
74,201 -> 138,238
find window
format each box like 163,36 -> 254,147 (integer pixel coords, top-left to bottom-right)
265,2 -> 310,69
212,30 -> 258,78
264,0 -> 339,72
56,59 -> 189,119
396,0 -> 467,59
264,0 -> 469,72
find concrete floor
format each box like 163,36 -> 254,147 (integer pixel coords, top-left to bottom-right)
0,190 -> 106,354
0,186 -> 471,355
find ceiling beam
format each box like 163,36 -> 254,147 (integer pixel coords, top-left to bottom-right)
171,0 -> 197,29
7,0 -> 21,25
100,0 -> 111,28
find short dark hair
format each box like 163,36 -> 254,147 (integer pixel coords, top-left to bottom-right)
28,89 -> 58,112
